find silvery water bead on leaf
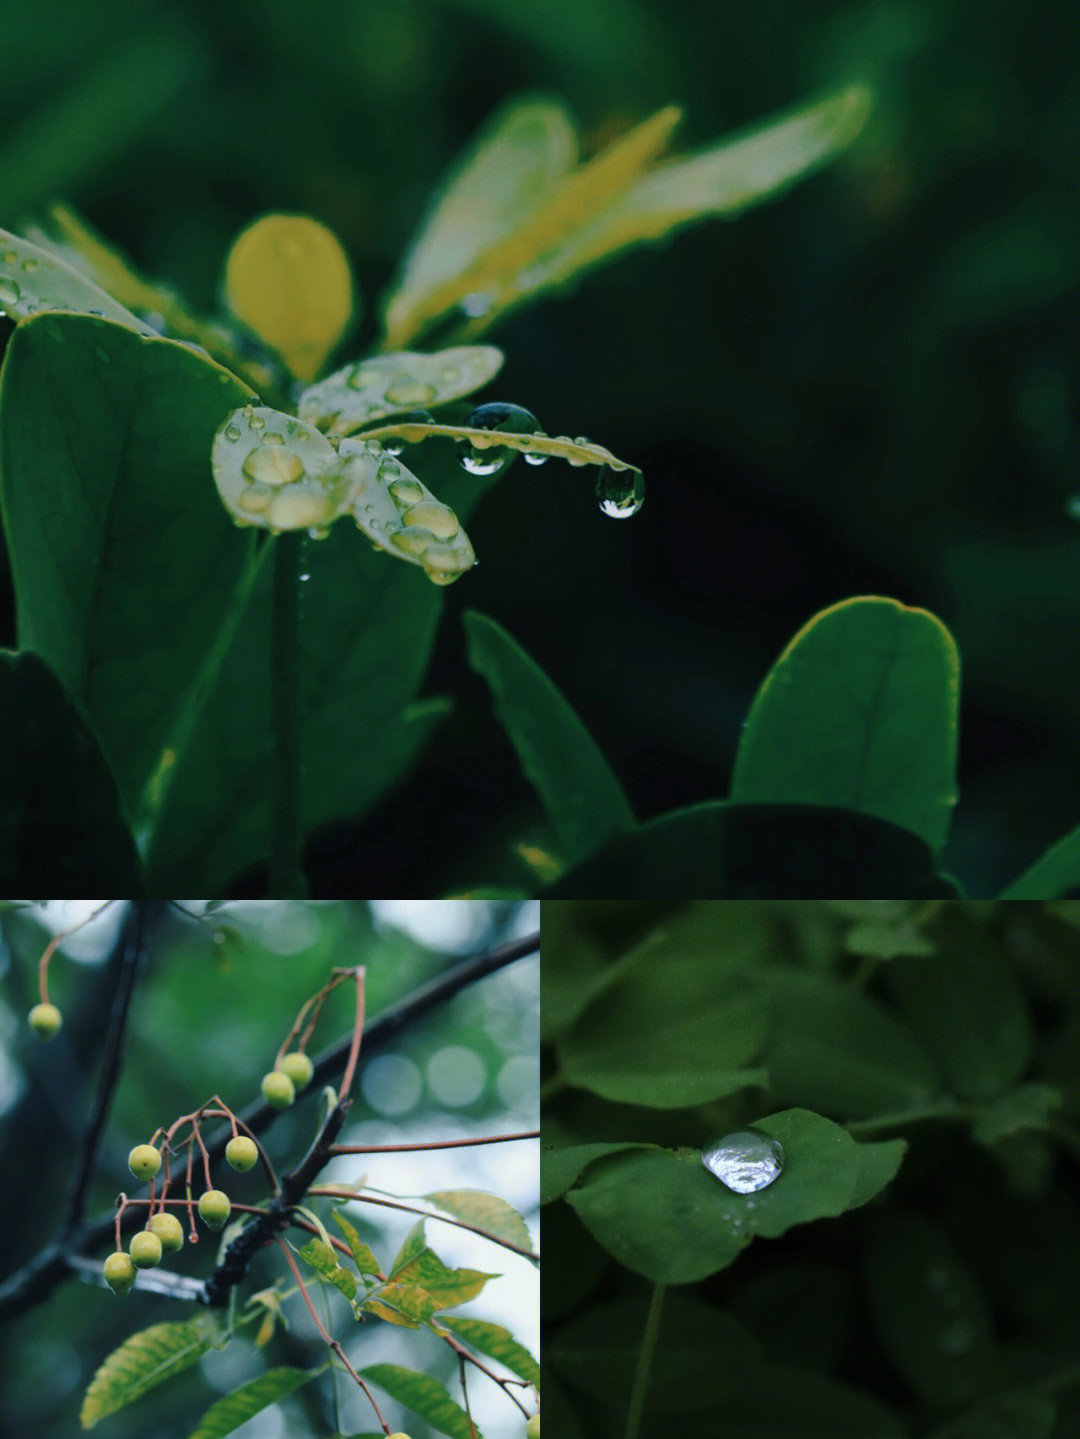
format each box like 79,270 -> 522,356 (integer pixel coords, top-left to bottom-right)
457,401 -> 540,476
702,1129 -> 785,1193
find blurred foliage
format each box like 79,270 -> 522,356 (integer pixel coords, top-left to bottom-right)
0,0 -> 1076,894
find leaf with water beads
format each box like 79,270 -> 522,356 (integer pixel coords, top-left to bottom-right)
0,226 -> 143,327
296,345 -> 504,436
211,405 -> 343,535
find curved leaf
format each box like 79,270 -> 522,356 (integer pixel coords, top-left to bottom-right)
999,822 -> 1080,898
186,1367 -> 318,1439
80,1315 -> 226,1428
359,1362 -> 476,1439
359,416 -> 642,482
297,345 -> 503,435
0,227 -> 142,327
464,611 -> 635,865
424,1188 -> 536,1256
437,1315 -> 541,1388
731,597 -> 961,854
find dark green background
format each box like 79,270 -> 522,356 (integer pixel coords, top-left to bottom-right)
2,0 -> 1075,895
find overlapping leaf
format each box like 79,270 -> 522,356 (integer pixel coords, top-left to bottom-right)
297,345 -> 504,435
0,226 -> 142,327
186,1367 -> 318,1439
80,1314 -> 228,1428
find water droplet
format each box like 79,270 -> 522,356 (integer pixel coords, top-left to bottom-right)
597,467 -> 645,519
263,432 -> 285,445
242,446 -> 305,486
249,414 -> 266,431
0,278 -> 20,307
265,489 -> 335,530
458,445 -> 507,476
298,571 -> 311,581
391,527 -> 436,556
237,488 -> 272,513
21,258 -> 38,272
385,380 -> 438,407
388,478 -> 424,507
702,1129 -> 785,1194
403,501 -> 459,541
224,424 -> 242,442
307,526 -> 331,541
398,408 -> 435,426
382,440 -> 405,456
461,291 -> 494,317
2,251 -> 17,264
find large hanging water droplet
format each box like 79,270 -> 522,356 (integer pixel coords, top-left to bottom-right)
702,1129 -> 785,1194
458,445 -> 507,476
459,402 -> 540,476
596,466 -> 645,519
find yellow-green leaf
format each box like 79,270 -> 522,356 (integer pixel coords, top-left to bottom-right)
359,1362 -> 478,1439
383,96 -> 579,349
425,1189 -> 536,1257
223,213 -> 356,382
298,1238 -> 358,1301
297,344 -> 504,436
390,1245 -> 496,1308
80,1315 -> 226,1428
0,227 -> 142,328
331,1211 -> 382,1278
186,1367 -> 318,1439
437,1315 -> 541,1388
361,1280 -> 440,1328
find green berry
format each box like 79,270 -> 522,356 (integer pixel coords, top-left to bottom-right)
148,1212 -> 184,1252
28,1002 -> 62,1039
277,1051 -> 314,1090
104,1251 -> 136,1293
387,1433 -> 414,1439
129,1230 -> 163,1269
526,1415 -> 540,1438
226,1136 -> 259,1172
261,1070 -> 295,1108
198,1189 -> 232,1230
128,1144 -> 162,1180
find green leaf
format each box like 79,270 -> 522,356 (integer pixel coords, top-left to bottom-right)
424,1189 -> 536,1256
382,97 -> 579,348
563,1111 -> 864,1283
555,910 -> 770,1106
358,1362 -> 477,1439
652,1363 -> 907,1437
971,1083 -> 1063,1148
546,1294 -> 760,1412
80,1315 -> 225,1428
543,801 -> 962,897
731,597 -> 961,854
542,1142 -> 650,1204
885,908 -> 1031,1100
387,1246 -> 495,1309
0,227 -> 143,327
999,822 -> 1080,898
758,967 -> 939,1119
862,1208 -> 996,1410
389,1220 -> 428,1275
848,1138 -> 908,1210
298,1238 -> 358,1302
361,1280 -> 441,1328
330,1211 -> 381,1277
223,213 -> 355,382
436,1315 -> 541,1388
464,611 -> 635,866
0,312 -> 254,841
298,344 -> 503,436
0,651 -> 141,889
928,1392 -> 1058,1439
186,1367 -> 318,1439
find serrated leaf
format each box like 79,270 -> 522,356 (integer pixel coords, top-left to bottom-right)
186,1367 -> 318,1439
425,1189 -> 536,1256
297,345 -> 503,435
331,1211 -> 382,1277
0,227 -> 143,327
464,611 -> 635,866
298,1239 -> 358,1301
437,1316 -> 541,1388
80,1315 -> 225,1428
224,213 -> 356,382
211,406 -> 476,584
382,97 -> 579,347
389,1246 -> 495,1308
359,1362 -> 479,1439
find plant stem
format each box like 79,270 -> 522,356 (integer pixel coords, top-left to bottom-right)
624,1281 -> 666,1439
269,530 -> 307,895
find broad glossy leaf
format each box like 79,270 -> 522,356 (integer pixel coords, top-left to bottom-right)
464,610 -> 635,865
424,1189 -> 536,1255
758,966 -> 939,1119
223,213 -> 355,382
999,823 -> 1080,898
541,1142 -> 649,1204
0,313 -> 254,835
383,97 -> 579,347
651,1364 -> 906,1437
971,1082 -> 1063,1148
862,1208 -> 996,1410
543,802 -> 962,897
358,1363 -> 475,1439
848,1138 -> 907,1210
556,917 -> 769,1105
0,651 -> 140,889
0,227 -> 142,327
436,1316 -> 541,1388
80,1314 -> 227,1428
731,598 -> 960,854
297,345 -> 503,435
886,908 -> 1031,1100
187,1367 -> 317,1439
